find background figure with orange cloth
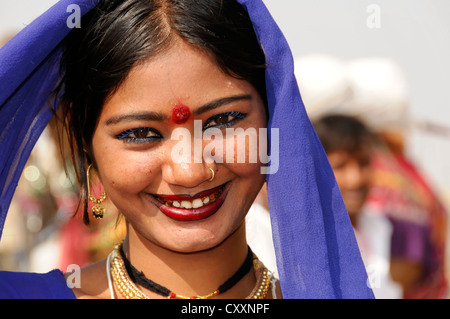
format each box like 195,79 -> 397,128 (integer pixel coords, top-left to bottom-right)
296,55 -> 448,298
345,58 -> 448,298
313,115 -> 402,299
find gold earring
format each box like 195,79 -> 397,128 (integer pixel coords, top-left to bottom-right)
208,167 -> 215,182
87,164 -> 107,219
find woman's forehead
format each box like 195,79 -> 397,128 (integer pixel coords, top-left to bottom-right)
101,41 -> 256,117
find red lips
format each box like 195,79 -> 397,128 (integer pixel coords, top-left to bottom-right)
151,183 -> 229,221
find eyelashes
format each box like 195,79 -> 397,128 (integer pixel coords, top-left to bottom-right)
115,127 -> 162,144
203,111 -> 246,130
116,111 -> 247,144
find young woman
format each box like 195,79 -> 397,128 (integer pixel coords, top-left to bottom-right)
0,0 -> 373,299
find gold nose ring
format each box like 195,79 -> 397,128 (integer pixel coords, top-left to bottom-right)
208,167 -> 215,182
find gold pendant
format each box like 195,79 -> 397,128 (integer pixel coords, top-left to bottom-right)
92,204 -> 105,219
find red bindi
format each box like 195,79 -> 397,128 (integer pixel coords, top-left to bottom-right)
171,104 -> 191,124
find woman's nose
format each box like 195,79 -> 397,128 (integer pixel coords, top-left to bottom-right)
344,163 -> 366,189
162,161 -> 214,188
161,137 -> 216,188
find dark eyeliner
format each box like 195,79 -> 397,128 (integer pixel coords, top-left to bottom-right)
203,111 -> 246,130
115,127 -> 162,144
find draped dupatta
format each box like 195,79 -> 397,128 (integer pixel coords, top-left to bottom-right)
0,0 -> 373,298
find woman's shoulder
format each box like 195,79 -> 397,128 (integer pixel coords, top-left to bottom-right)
69,259 -> 111,299
0,269 -> 75,299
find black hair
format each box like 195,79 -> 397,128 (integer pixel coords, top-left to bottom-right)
313,115 -> 374,154
54,0 -> 266,224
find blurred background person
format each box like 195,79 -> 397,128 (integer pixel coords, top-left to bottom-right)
314,115 -> 402,299
296,54 -> 449,298
344,57 -> 448,298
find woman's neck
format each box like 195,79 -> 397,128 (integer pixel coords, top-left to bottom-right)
122,222 -> 255,299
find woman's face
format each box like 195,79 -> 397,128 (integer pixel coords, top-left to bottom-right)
91,40 -> 267,253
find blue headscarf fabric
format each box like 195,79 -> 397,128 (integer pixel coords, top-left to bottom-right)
0,0 -> 373,298
0,0 -> 95,241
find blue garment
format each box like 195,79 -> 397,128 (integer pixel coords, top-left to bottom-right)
0,0 -> 373,298
238,0 -> 373,299
0,270 -> 75,299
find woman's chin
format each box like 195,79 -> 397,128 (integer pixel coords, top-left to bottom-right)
152,230 -> 226,254
140,212 -> 244,254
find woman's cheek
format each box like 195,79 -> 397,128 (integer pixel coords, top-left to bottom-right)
219,129 -> 266,176
99,153 -> 162,195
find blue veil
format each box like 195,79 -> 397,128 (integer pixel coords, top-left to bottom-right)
0,0 -> 373,298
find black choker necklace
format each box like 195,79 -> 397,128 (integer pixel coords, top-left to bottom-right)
119,245 -> 254,299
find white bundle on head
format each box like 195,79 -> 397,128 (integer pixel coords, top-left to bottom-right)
294,55 -> 410,132
294,54 -> 351,121
343,57 -> 410,132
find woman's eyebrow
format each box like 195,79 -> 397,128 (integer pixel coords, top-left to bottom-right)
105,94 -> 252,125
105,111 -> 167,125
193,94 -> 252,115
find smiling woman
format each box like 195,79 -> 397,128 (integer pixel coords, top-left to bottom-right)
89,40 -> 267,257
0,0 -> 374,299
56,0 -> 269,299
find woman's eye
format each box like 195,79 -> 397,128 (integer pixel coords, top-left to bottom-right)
203,111 -> 246,130
116,127 -> 162,144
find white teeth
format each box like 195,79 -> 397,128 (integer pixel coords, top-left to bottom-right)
192,198 -> 204,208
159,188 -> 223,209
180,201 -> 192,209
172,201 -> 181,208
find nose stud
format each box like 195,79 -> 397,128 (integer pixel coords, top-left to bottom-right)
208,167 -> 215,182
